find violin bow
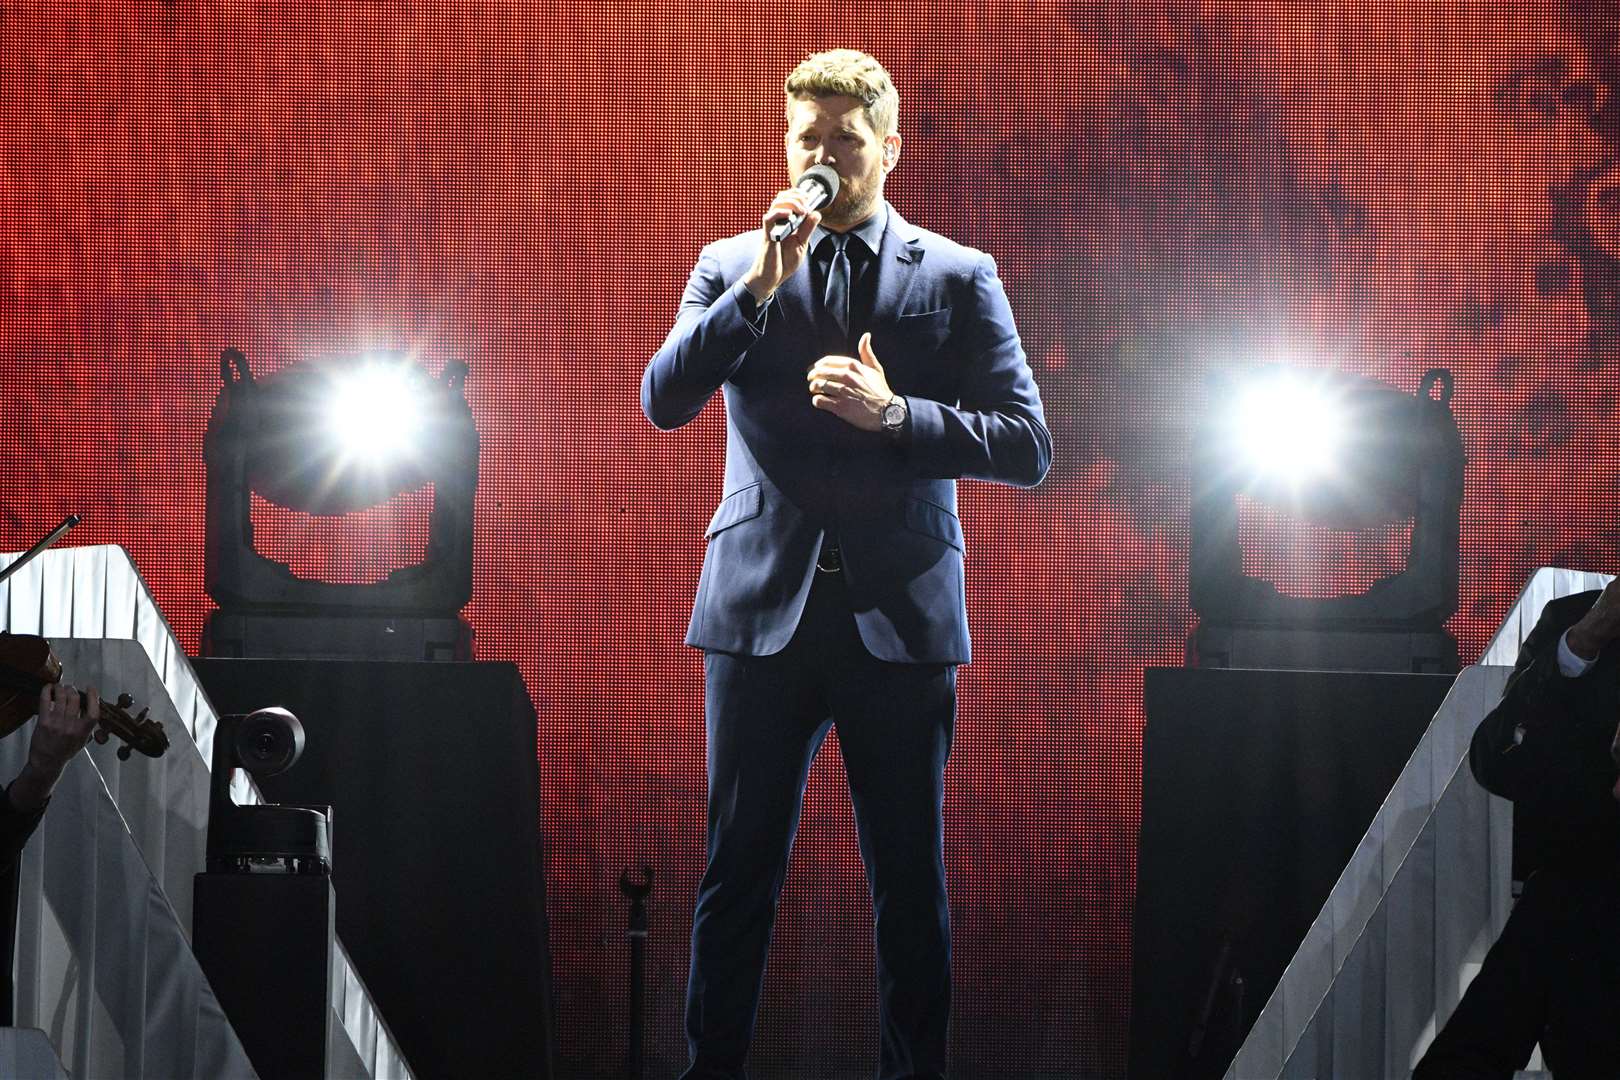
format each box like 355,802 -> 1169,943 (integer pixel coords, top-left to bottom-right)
0,515 -> 81,586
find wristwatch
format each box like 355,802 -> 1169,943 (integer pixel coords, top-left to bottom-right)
880,396 -> 908,436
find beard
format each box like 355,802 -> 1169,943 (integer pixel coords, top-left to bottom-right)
820,163 -> 885,228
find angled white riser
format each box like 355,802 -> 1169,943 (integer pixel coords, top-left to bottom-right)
1228,567 -> 1611,1079
0,1027 -> 69,1078
3,707 -> 258,1078
1,546 -> 413,1079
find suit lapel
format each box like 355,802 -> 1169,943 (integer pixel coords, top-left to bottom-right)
870,206 -> 925,328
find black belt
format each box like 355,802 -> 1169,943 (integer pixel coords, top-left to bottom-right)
816,539 -> 843,573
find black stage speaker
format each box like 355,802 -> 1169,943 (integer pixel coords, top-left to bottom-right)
192,658 -> 555,1080
195,874 -> 336,1079
1130,667 -> 1455,1079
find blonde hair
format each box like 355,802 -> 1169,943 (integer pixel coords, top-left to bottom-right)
784,49 -> 899,136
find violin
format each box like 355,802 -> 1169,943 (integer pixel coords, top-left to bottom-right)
0,633 -> 170,760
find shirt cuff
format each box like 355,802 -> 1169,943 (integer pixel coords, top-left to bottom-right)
1557,628 -> 1597,677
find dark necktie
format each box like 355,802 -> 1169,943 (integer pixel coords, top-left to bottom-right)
823,232 -> 850,346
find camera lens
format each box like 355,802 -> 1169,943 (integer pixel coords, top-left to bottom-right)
233,707 -> 306,777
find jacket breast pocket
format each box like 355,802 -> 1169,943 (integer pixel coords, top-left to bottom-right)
894,308 -> 952,350
705,483 -> 763,538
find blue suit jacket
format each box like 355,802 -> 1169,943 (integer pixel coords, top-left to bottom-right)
642,205 -> 1050,664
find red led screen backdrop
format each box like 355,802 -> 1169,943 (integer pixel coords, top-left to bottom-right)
6,1 -> 1620,1076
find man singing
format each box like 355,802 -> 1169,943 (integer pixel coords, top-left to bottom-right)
642,49 -> 1050,1080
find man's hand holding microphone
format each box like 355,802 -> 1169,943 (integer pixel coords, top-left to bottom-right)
742,164 -> 838,305
1568,577 -> 1620,667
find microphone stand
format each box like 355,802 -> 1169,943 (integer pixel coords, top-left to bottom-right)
620,865 -> 653,1080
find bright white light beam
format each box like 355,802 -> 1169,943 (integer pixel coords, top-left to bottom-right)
324,360 -> 427,465
1233,373 -> 1345,484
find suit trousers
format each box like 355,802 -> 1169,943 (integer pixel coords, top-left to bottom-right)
1414,864 -> 1620,1079
681,566 -> 956,1080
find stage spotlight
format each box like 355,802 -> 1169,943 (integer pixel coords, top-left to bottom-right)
202,348 -> 479,661
1189,365 -> 1464,673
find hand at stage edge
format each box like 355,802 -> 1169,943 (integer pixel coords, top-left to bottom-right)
808,332 -> 892,432
1567,577 -> 1620,662
7,683 -> 99,812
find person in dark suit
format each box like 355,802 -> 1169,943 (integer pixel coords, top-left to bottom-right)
642,48 -> 1050,1080
0,681 -> 99,1023
1415,579 -> 1620,1078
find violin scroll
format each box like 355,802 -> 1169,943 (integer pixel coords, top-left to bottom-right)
93,691 -> 169,760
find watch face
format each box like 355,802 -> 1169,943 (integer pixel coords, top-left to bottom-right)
883,402 -> 906,428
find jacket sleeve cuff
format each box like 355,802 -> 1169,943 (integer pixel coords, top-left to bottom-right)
901,395 -> 947,471
731,281 -> 770,335
1514,627 -> 1588,716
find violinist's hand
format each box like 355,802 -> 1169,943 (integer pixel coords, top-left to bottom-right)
7,683 -> 99,812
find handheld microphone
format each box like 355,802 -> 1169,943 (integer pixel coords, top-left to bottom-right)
768,164 -> 840,242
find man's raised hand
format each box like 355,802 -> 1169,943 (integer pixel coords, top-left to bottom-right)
743,189 -> 821,303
